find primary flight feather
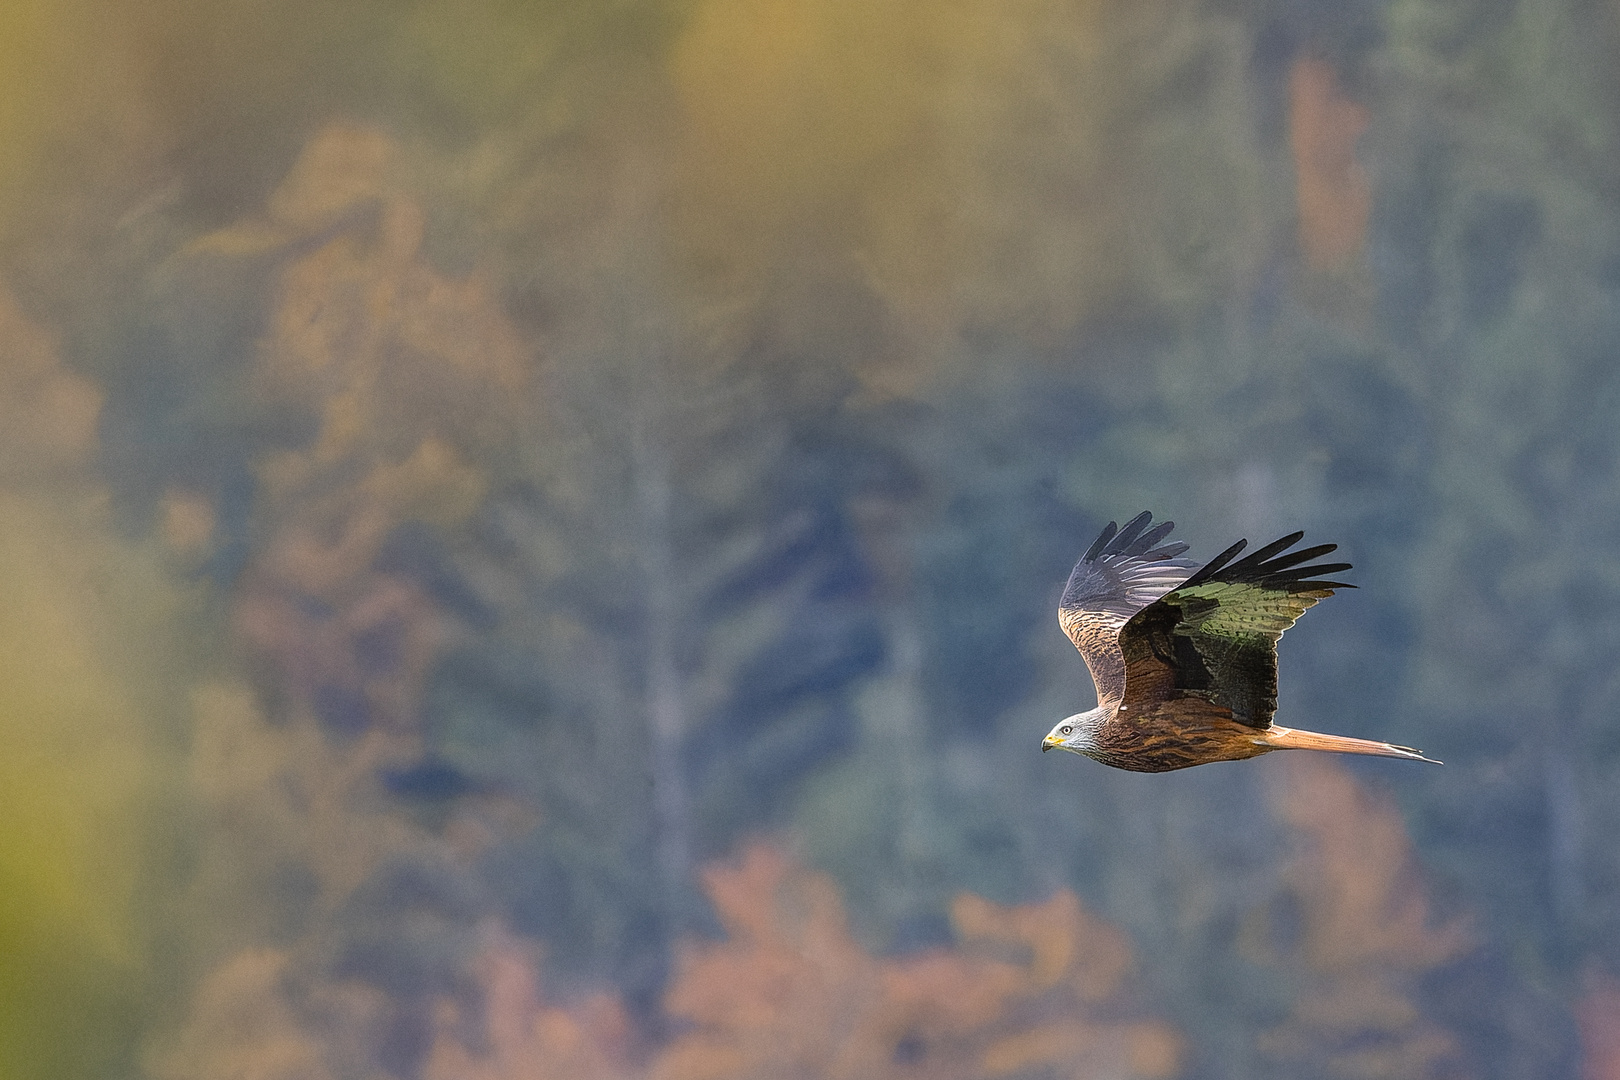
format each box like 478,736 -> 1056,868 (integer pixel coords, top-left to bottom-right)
1043,511 -> 1437,772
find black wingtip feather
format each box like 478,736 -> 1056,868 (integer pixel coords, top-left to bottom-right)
1291,562 -> 1352,577
1181,531 -> 1354,593
1181,538 -> 1248,588
1230,531 -> 1305,571
1253,543 -> 1339,573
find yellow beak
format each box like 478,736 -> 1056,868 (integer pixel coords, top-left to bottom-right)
1042,733 -> 1061,752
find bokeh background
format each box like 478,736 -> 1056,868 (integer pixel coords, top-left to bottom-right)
2,0 -> 1618,1077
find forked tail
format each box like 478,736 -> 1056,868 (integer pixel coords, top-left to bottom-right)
1261,725 -> 1440,764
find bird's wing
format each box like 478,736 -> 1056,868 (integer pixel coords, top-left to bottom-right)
1059,511 -> 1198,705
1117,531 -> 1353,729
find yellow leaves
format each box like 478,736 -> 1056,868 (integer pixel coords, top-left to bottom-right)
186,123 -> 530,486
0,1 -> 70,191
180,219 -> 294,260
0,499 -> 149,964
0,295 -> 163,968
172,121 -> 544,1011
668,0 -> 984,326
185,122 -> 540,753
173,790 -> 1471,1080
950,890 -> 1122,996
0,293 -> 184,1079
941,890 -> 1181,1080
0,1 -> 159,234
671,0 -> 926,203
257,434 -> 488,545
183,125 -> 401,258
668,0 -> 1269,375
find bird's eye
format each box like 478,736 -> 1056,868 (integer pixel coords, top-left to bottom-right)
1061,725 -> 1072,735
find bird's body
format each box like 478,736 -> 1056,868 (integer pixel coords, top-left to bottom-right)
1043,511 -> 1436,772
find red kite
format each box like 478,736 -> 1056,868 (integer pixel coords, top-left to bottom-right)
1042,511 -> 1437,771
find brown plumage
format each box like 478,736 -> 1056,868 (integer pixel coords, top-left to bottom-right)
1042,511 -> 1437,772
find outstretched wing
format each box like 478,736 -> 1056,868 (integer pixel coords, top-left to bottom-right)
1059,511 -> 1199,706
1117,531 -> 1353,728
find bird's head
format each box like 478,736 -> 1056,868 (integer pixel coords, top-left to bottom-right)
1042,706 -> 1108,756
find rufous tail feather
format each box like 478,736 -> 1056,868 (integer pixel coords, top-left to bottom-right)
1261,725 -> 1440,764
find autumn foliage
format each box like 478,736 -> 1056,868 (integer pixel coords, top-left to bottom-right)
424,936 -> 636,1080
151,128 -> 1479,1080
0,284 -> 175,1080
658,843 -> 1181,1080
419,844 -> 1181,1080
1288,57 -> 1370,270
1249,755 -> 1472,1079
149,947 -> 393,1080
222,123 -> 530,745
1577,972 -> 1620,1080
0,288 -> 101,484
155,123 -> 546,1078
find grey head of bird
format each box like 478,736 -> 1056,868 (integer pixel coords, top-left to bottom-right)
1042,704 -> 1111,756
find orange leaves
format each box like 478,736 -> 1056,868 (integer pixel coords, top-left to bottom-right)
1288,57 -> 1370,270
149,947 -> 390,1080
185,681 -> 427,920
932,891 -> 1182,1080
1578,971 -> 1620,1080
657,843 -> 1182,1080
1269,755 -> 1470,974
0,285 -> 101,484
425,938 -> 635,1080
195,123 -> 539,741
158,120 -> 567,1080
180,796 -> 1477,1080
1251,755 -> 1471,1079
658,845 -> 882,1080
184,122 -> 530,506
420,845 -> 1181,1080
241,123 -> 529,487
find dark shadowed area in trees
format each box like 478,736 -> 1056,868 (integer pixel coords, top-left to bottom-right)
1,1 -> 1618,1078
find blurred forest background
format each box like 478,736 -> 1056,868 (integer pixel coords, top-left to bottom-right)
2,0 -> 1619,1077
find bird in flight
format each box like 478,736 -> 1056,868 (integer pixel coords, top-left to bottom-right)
1042,511 -> 1436,771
